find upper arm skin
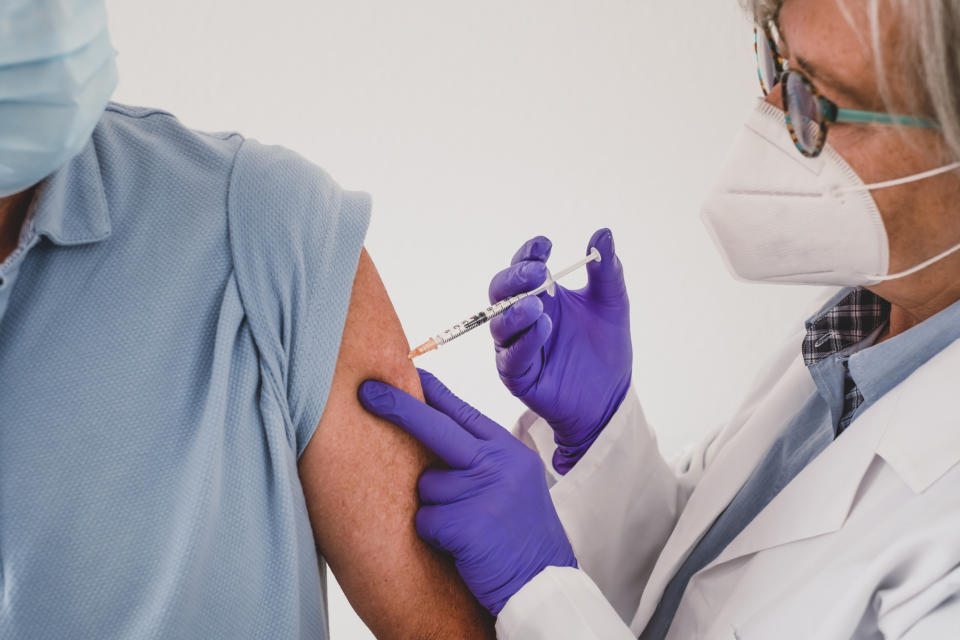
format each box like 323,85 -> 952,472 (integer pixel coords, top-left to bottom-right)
298,248 -> 494,639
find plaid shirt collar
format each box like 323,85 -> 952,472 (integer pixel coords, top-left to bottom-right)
802,287 -> 891,435
802,288 -> 891,367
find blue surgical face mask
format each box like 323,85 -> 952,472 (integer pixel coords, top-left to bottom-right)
0,0 -> 118,197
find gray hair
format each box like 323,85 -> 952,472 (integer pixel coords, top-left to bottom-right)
741,0 -> 960,164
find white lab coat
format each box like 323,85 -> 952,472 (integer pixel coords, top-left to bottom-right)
495,302 -> 960,639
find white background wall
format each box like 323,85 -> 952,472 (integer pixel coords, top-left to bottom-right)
105,1 -> 829,637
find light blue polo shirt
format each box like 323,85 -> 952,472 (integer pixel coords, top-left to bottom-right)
0,103 -> 371,639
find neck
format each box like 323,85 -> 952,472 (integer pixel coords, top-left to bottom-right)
869,254 -> 960,344
0,188 -> 35,263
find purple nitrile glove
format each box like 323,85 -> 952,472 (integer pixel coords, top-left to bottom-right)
358,369 -> 577,617
488,228 -> 632,474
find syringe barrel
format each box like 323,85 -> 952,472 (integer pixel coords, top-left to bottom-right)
433,292 -> 528,345
418,247 -> 599,354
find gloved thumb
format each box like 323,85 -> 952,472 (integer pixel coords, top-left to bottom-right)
585,228 -> 627,302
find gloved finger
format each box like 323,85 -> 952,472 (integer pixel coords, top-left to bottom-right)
358,380 -> 478,468
490,296 -> 544,348
415,504 -> 457,552
585,228 -> 627,302
510,235 -> 553,266
496,314 -> 551,387
417,369 -> 504,441
488,261 -> 549,304
418,468 -> 483,505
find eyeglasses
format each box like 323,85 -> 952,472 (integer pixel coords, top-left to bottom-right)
754,21 -> 939,158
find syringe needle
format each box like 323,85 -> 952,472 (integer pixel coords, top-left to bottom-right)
408,247 -> 601,359
408,338 -> 438,360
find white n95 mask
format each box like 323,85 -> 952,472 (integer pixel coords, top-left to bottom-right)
0,0 -> 118,198
700,99 -> 960,286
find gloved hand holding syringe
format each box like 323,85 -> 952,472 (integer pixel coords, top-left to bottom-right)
408,247 -> 601,359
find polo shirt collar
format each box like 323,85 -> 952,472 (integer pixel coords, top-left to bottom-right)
30,138 -> 112,246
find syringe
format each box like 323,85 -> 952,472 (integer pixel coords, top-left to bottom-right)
408,247 -> 601,359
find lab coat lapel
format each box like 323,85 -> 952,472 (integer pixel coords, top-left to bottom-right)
631,354 -> 817,632
703,335 -> 960,570
876,336 -> 960,493
704,383 -> 897,570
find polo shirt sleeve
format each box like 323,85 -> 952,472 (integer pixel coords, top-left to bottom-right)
226,138 -> 371,457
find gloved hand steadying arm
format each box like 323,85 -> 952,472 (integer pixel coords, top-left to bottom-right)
358,369 -> 577,616
488,228 -> 632,474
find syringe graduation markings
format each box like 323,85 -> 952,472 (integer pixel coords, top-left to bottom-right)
409,247 -> 601,359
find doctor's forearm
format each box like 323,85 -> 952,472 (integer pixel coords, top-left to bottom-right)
537,387 -> 686,621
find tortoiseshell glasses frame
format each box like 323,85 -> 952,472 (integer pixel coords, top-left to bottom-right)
753,21 -> 939,158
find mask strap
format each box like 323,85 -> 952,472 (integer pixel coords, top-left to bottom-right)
843,160 -> 960,281
862,239 -> 960,282
834,161 -> 960,195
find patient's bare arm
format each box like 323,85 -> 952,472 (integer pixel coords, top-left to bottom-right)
298,249 -> 494,639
